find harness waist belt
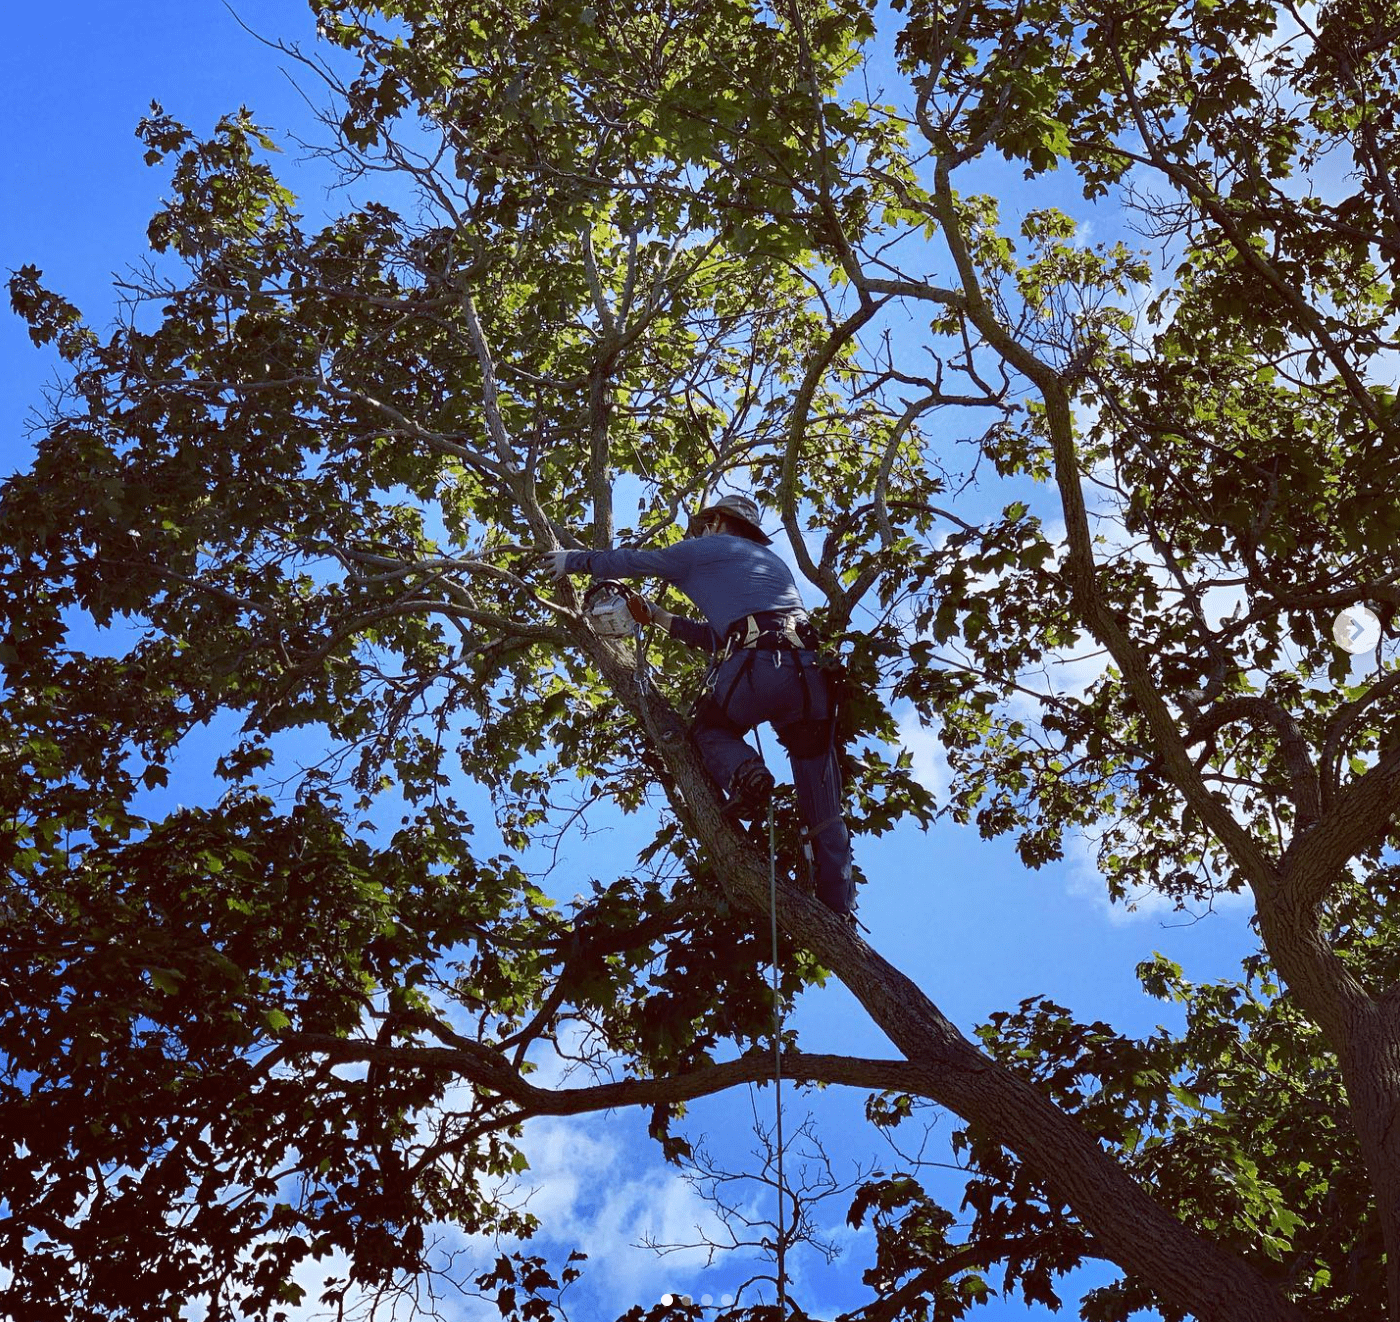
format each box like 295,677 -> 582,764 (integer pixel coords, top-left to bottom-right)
724,610 -> 817,652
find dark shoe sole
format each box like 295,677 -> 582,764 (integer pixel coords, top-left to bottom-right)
725,762 -> 775,820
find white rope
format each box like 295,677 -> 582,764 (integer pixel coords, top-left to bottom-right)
768,799 -> 788,1316
633,630 -> 788,1309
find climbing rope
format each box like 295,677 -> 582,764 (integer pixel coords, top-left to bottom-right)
632,614 -> 652,699
624,602 -> 789,1309
768,799 -> 788,1316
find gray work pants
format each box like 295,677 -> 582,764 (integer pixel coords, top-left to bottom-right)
691,648 -> 854,915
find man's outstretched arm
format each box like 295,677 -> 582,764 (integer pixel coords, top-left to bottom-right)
646,602 -> 719,652
538,544 -> 719,651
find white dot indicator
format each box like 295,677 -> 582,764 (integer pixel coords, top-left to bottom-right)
1334,604 -> 1381,654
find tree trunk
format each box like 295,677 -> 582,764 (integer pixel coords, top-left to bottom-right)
1348,1017 -> 1400,1320
1258,889 -> 1400,1319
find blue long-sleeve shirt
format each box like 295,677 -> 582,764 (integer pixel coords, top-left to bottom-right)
565,534 -> 805,650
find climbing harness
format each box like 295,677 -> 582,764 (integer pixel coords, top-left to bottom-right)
722,608 -> 819,657
767,798 -> 789,1316
708,612 -> 837,753
699,610 -> 820,739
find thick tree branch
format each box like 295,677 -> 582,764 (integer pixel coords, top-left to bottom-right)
1281,743 -> 1400,911
280,1034 -> 924,1117
1320,668 -> 1400,807
929,156 -> 1278,902
1184,696 -> 1321,828
777,300 -> 884,604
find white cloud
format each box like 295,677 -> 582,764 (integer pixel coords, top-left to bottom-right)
511,1113 -> 732,1305
1061,827 -> 1252,927
264,1112 -> 742,1322
1063,829 -> 1176,925
894,704 -> 951,804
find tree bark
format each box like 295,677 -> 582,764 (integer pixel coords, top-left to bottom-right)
1259,879 -> 1400,1321
1341,1002 -> 1400,1320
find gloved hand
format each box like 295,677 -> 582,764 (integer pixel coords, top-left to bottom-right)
625,592 -> 654,626
537,550 -> 571,581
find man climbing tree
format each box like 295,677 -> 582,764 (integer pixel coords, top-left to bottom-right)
543,493 -> 856,918
4,0 -> 1400,1318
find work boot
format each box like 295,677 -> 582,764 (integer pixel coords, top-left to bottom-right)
725,758 -> 775,820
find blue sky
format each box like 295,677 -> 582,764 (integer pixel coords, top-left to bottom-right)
2,5 -> 1265,1319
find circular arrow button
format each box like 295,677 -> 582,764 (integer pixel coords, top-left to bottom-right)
1333,604 -> 1381,654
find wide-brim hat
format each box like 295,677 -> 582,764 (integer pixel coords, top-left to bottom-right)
692,493 -> 772,544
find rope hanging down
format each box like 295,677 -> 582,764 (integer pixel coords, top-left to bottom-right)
615,595 -> 789,1309
768,800 -> 788,1315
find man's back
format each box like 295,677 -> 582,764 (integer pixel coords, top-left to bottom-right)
566,533 -> 804,636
